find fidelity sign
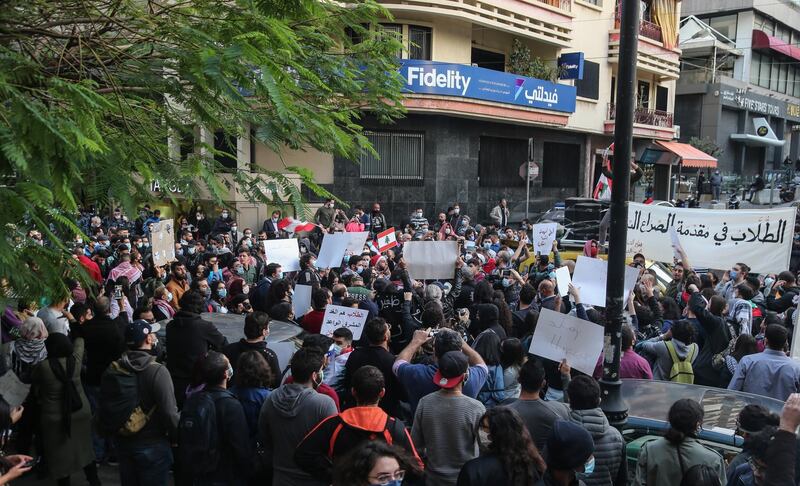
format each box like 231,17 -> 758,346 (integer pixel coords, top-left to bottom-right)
399,60 -> 577,114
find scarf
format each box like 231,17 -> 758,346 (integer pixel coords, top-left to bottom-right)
12,338 -> 47,365
155,298 -> 175,318
45,334 -> 82,436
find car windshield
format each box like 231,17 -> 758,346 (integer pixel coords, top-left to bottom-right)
622,380 -> 784,431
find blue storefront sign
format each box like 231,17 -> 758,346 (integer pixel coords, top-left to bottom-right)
399,60 -> 576,114
558,52 -> 585,80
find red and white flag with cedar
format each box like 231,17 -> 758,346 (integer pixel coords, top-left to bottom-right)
377,228 -> 397,252
277,217 -> 316,235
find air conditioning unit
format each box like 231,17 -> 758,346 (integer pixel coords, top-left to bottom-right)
674,125 -> 681,140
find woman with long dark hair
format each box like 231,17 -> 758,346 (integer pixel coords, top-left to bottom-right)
332,441 -> 422,486
32,334 -> 98,485
457,407 -> 545,485
473,330 -> 505,407
636,398 -> 726,486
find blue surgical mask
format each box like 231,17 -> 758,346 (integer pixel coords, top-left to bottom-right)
176,249 -> 184,256
357,266 -> 364,274
218,288 -> 227,299
764,277 -> 775,289
370,481 -> 401,486
483,241 -> 492,249
502,278 -> 512,288
730,270 -> 739,280
576,456 -> 595,480
236,267 -> 245,275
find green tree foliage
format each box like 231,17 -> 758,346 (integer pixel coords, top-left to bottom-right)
507,38 -> 565,82
0,0 -> 405,298
688,136 -> 723,158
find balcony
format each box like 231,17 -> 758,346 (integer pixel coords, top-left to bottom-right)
605,103 -> 675,140
608,3 -> 680,79
377,0 -> 573,47
614,17 -> 663,44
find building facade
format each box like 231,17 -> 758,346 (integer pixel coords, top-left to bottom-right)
156,0 -> 684,229
676,1 -> 800,178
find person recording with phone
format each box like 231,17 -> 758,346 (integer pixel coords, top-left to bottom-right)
0,395 -> 33,484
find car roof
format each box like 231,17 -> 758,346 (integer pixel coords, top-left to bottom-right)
622,379 -> 784,432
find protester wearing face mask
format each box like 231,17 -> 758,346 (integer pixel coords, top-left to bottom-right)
262,210 -> 282,239
152,285 -> 176,321
165,262 -> 190,311
258,348 -> 338,486
370,203 -> 387,238
715,262 -> 749,302
458,407 -> 545,486
535,420 -> 595,486
409,208 -> 428,234
211,209 -> 234,235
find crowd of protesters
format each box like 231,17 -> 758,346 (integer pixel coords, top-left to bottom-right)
1,198 -> 800,486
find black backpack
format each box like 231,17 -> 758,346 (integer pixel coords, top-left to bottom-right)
97,360 -> 157,437
177,390 -> 224,474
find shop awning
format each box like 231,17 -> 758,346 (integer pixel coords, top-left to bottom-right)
752,29 -> 800,62
654,140 -> 718,168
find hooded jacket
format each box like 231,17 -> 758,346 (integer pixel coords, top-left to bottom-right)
569,408 -> 626,486
638,337 -> 698,381
113,350 -> 179,445
294,406 -> 421,483
258,383 -> 338,486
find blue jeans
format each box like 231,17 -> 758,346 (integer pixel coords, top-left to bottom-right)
117,440 -> 173,486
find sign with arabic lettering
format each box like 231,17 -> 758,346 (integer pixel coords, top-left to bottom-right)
320,304 -> 369,340
626,203 -> 795,273
532,223 -> 557,255
399,60 -> 577,114
151,219 -> 176,267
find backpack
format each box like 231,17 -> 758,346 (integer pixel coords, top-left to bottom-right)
666,341 -> 696,384
326,415 -> 406,459
177,390 -> 225,473
97,360 -> 157,437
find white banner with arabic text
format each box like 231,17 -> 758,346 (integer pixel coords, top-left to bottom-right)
626,202 -> 795,274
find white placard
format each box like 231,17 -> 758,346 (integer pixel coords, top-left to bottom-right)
403,241 -> 459,280
320,304 -> 369,340
571,256 -> 640,308
316,232 -> 369,268
151,219 -> 176,267
532,223 -> 558,255
0,371 -> 30,408
263,238 -> 300,272
344,232 -> 369,254
292,284 -> 313,318
554,266 -> 572,298
627,202 -> 795,273
528,308 -> 605,376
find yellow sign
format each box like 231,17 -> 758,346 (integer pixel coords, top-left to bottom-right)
789,103 -> 800,119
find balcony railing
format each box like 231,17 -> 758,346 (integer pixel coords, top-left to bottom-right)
608,103 -> 674,128
533,0 -> 572,11
614,3 -> 664,44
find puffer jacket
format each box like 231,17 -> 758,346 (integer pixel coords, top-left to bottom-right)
569,408 -> 626,486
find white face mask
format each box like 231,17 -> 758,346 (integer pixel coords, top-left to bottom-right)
478,429 -> 491,447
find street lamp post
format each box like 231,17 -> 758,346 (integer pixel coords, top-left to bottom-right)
600,0 -> 639,429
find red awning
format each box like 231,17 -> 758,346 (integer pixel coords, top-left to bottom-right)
752,29 -> 800,62
654,141 -> 717,168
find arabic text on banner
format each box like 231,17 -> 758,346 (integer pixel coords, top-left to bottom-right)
626,203 -> 796,273
320,304 -> 369,340
532,223 -> 557,255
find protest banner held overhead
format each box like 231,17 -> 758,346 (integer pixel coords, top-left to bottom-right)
403,241 -> 459,280
528,308 -> 604,376
263,238 -> 301,272
532,223 -> 557,255
626,202 -> 795,273
151,219 -> 176,267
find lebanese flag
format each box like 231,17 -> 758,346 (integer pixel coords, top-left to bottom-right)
377,228 -> 398,252
277,217 -> 316,234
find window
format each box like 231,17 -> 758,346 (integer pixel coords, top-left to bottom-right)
656,86 -> 668,112
755,14 -> 775,35
471,47 -> 506,72
378,24 -> 403,58
751,52 -> 763,86
637,80 -> 651,109
610,76 -> 616,104
708,14 -> 738,40
360,131 -> 424,181
542,142 -> 580,189
408,26 -> 432,60
770,61 -> 779,92
179,127 -> 194,160
213,130 -> 238,170
575,61 -> 600,100
478,137 -> 528,187
345,24 -> 368,45
779,64 -> 788,94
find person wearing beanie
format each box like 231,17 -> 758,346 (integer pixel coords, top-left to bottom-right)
411,350 -> 486,486
536,420 -> 595,486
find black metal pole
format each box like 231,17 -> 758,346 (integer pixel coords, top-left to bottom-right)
600,0 -> 639,429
